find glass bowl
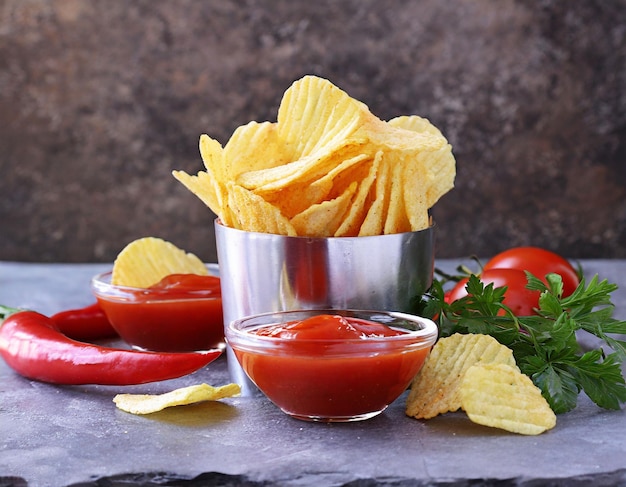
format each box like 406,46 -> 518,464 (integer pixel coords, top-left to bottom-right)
91,268 -> 224,352
225,309 -> 437,422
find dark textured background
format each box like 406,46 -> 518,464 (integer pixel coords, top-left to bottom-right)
1,0 -> 624,263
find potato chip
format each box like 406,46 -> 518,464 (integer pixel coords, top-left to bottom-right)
172,168 -> 225,221
421,144 -> 456,209
334,152 -> 382,237
363,117 -> 445,153
237,140 -> 364,193
260,153 -> 370,219
387,115 -> 444,137
405,333 -> 518,420
277,75 -> 374,158
460,363 -> 556,435
401,156 -> 430,232
111,237 -> 208,288
358,156 -> 391,236
113,383 -> 241,415
198,133 -> 225,180
388,115 -> 455,210
262,178 -> 333,220
223,121 -> 291,180
227,183 -> 297,236
321,153 -> 374,200
348,116 -> 453,233
290,181 -> 358,237
383,158 -> 412,235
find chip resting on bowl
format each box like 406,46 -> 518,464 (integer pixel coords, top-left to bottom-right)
111,237 -> 208,288
113,383 -> 241,415
173,75 -> 456,237
460,363 -> 556,435
405,333 -> 517,419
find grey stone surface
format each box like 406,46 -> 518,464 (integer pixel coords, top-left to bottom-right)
1,1 -> 625,264
1,260 -> 625,486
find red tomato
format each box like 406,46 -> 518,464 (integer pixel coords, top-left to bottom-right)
483,247 -> 579,297
446,268 -> 541,316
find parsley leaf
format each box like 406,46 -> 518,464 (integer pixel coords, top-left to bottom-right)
425,272 -> 626,414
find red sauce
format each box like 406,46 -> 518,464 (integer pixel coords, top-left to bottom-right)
234,314 -> 431,420
97,274 -> 223,352
252,314 -> 407,339
149,274 -> 221,295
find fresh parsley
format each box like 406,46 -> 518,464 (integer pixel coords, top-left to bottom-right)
422,272 -> 626,414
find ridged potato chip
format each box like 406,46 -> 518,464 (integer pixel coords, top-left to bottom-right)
358,157 -> 391,236
405,333 -> 518,420
172,168 -> 226,222
382,161 -> 407,235
113,383 -> 241,415
224,121 -> 290,179
334,152 -> 382,237
261,153 -> 370,219
399,159 -> 430,232
388,115 -> 443,136
111,237 -> 208,288
290,181 -> 358,237
276,75 -> 374,158
460,363 -> 556,435
237,140 -> 364,193
198,133 -> 225,181
388,115 -> 455,210
173,134 -> 231,223
227,183 -> 297,236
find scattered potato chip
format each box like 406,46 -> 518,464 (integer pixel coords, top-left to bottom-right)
172,75 -> 456,237
113,383 -> 241,415
111,237 -> 208,288
460,363 -> 556,435
405,333 -> 518,420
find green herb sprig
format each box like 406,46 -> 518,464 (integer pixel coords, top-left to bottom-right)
422,273 -> 626,414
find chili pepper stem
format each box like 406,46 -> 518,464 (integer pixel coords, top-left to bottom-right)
0,304 -> 23,322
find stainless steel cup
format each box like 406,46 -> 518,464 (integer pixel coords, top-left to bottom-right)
215,219 -> 434,395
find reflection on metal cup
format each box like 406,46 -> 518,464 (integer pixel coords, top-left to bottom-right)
215,219 -> 434,396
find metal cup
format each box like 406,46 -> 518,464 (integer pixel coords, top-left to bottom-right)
215,219 -> 434,396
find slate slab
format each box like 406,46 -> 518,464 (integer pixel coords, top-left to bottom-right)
1,260 -> 625,486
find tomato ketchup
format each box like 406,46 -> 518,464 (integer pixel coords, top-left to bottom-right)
252,314 -> 407,339
232,314 -> 433,421
95,274 -> 224,352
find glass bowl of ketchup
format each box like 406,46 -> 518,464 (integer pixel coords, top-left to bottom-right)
225,309 -> 438,422
91,266 -> 224,352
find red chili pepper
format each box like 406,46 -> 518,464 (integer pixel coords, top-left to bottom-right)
51,302 -> 118,341
0,308 -> 221,385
